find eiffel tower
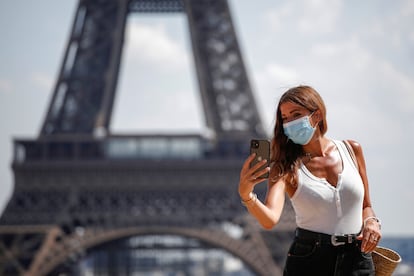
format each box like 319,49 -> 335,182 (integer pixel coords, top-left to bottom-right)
0,0 -> 295,275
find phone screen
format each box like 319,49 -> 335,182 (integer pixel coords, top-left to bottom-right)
249,139 -> 270,179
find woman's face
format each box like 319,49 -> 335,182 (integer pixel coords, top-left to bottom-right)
280,101 -> 312,124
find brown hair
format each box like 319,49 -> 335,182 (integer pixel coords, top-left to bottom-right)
271,85 -> 328,186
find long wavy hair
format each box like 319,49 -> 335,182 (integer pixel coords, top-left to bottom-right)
271,85 -> 328,187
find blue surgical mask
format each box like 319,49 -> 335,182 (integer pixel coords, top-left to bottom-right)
283,113 -> 316,145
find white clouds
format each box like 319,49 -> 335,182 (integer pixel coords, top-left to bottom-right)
30,72 -> 54,91
0,79 -> 12,94
264,4 -> 294,32
125,21 -> 190,71
310,42 -> 340,57
401,0 -> 414,17
305,36 -> 414,113
310,38 -> 373,74
112,19 -> 202,133
307,38 -> 414,140
252,64 -> 302,131
265,0 -> 343,34
297,0 -> 343,34
408,32 -> 414,44
257,64 -> 300,86
364,1 -> 414,51
0,73 -> 53,96
251,16 -> 414,150
374,59 -> 414,113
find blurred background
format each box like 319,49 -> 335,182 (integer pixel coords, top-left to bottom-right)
0,0 -> 413,275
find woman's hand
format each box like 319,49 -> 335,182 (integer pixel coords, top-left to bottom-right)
359,218 -> 382,253
238,153 -> 270,200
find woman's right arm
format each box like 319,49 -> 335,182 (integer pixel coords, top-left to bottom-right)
238,154 -> 286,230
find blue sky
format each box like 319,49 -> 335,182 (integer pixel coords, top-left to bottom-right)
0,0 -> 413,235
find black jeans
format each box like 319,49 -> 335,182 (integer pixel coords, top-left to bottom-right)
284,229 -> 374,276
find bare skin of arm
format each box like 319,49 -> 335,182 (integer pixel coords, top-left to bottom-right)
348,140 -> 382,252
238,153 -> 286,230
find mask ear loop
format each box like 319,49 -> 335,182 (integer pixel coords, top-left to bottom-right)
308,111 -> 319,129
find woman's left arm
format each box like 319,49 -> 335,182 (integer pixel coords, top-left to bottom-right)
349,140 -> 382,253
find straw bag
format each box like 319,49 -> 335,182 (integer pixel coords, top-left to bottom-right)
372,246 -> 402,276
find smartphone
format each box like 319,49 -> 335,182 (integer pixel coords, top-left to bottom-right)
249,139 -> 270,179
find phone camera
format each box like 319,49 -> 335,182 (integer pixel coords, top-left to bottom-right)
251,140 -> 259,148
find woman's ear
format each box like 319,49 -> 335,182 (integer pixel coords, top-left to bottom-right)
312,110 -> 322,128
314,110 -> 322,121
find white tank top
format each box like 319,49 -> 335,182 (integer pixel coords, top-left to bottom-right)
290,140 -> 364,235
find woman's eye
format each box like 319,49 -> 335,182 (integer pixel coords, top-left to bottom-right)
282,111 -> 306,123
293,113 -> 303,119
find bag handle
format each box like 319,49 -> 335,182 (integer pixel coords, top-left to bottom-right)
343,140 -> 359,170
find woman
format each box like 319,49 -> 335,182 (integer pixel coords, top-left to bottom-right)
238,85 -> 381,275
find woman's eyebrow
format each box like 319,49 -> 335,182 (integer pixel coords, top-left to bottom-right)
288,108 -> 303,114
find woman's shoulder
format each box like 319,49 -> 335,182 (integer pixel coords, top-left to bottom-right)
340,139 -> 366,168
343,139 -> 363,153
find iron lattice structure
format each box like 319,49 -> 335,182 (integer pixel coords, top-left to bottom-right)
0,0 -> 296,275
